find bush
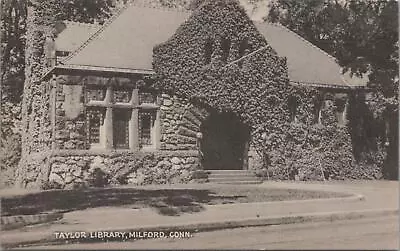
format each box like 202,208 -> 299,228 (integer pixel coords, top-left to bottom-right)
191,169 -> 208,179
40,180 -> 63,190
0,134 -> 22,188
87,168 -> 110,187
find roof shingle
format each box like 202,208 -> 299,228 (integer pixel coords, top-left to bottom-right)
58,4 -> 367,87
55,21 -> 101,53
63,6 -> 190,71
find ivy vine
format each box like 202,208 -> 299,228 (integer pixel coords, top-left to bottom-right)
152,0 -> 382,180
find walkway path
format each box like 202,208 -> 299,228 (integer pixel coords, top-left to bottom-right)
1,181 -> 398,248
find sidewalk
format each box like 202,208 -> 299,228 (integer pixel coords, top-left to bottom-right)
1,181 -> 398,248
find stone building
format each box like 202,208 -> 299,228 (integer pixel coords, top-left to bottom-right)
17,0 -> 371,189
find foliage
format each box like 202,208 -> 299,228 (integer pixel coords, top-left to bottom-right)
153,0 -> 289,152
7,0 -> 395,185
1,0 -> 197,185
0,0 -> 201,104
268,0 -> 398,179
2,0 -> 129,187
0,0 -> 117,103
0,101 -> 21,187
268,0 -> 398,81
153,0 -> 374,180
87,168 -> 111,187
1,0 -> 27,102
0,0 -> 126,132
0,133 -> 21,187
1,101 -> 21,136
40,180 -> 63,190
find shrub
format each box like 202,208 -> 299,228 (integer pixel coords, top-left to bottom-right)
87,168 -> 110,187
40,180 -> 63,190
0,134 -> 22,188
191,169 -> 208,179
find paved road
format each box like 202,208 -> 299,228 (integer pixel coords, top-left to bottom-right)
20,215 -> 399,250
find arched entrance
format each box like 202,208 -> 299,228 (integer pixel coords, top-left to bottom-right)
200,111 -> 250,170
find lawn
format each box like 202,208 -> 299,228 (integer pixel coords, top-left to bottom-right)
1,184 -> 349,217
204,185 -> 348,204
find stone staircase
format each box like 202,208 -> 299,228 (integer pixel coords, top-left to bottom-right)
206,170 -> 262,184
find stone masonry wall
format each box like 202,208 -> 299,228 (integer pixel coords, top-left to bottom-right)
48,150 -> 203,189
54,78 -> 86,150
42,74 -> 210,189
53,74 -> 210,151
160,93 -> 209,150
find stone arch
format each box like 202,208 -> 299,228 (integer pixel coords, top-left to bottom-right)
199,109 -> 250,170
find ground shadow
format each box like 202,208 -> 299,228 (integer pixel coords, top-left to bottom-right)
1,188 -> 246,217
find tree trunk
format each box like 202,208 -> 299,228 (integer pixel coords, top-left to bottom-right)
16,0 -> 55,188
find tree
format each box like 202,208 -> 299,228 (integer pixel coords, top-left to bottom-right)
0,0 -> 194,187
1,0 -> 27,103
267,0 -> 398,179
0,0 -> 124,188
0,0 -> 128,100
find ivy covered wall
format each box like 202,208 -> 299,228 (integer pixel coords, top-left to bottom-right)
152,0 -> 383,180
17,0 -> 388,189
20,70 -> 209,188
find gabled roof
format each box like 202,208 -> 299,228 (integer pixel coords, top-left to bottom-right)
62,5 -> 190,72
55,21 -> 100,52
254,23 -> 364,87
57,4 -> 367,87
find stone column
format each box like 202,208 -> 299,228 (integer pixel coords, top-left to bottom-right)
242,139 -> 250,170
104,86 -> 113,149
51,74 -> 57,151
334,94 -> 348,126
154,108 -> 161,149
130,89 -> 139,150
342,97 -> 349,125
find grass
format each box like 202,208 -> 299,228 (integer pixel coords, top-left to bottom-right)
1,184 -> 349,217
203,185 -> 348,204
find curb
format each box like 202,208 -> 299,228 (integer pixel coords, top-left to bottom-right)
4,208 -> 397,249
0,212 -> 64,231
243,193 -> 365,206
0,191 -> 363,232
0,186 -> 363,231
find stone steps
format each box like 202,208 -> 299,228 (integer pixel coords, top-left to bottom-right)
206,170 -> 262,184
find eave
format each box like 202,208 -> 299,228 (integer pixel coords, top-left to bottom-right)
42,64 -> 155,80
289,80 -> 370,91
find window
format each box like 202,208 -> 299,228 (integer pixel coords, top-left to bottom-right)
139,111 -> 156,147
288,96 -> 299,122
55,50 -> 70,64
86,108 -> 105,147
86,86 -> 106,102
312,95 -> 323,124
85,85 -> 159,150
139,92 -> 156,104
114,88 -> 132,103
113,109 -> 130,149
221,37 -> 231,63
335,97 -> 347,126
204,38 -> 213,64
56,51 -> 70,57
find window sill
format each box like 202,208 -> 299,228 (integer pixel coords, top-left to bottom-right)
85,147 -> 157,153
50,148 -> 199,157
140,146 -> 157,152
139,103 -> 158,109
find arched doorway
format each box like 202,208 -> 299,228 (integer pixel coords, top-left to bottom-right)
200,111 -> 250,170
